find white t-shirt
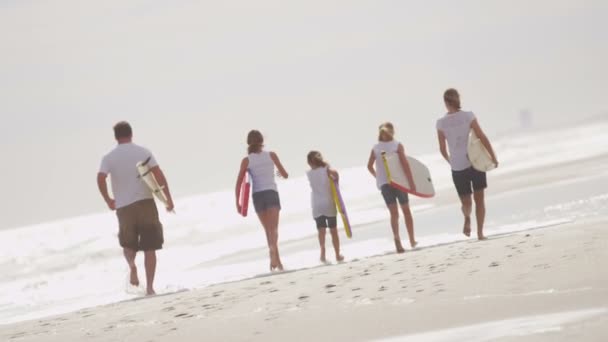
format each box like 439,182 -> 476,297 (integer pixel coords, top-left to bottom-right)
373,140 -> 400,189
306,166 -> 337,218
248,151 -> 278,193
99,143 -> 157,209
436,111 -> 476,171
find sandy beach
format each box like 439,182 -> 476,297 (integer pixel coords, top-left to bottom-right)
2,216 -> 607,341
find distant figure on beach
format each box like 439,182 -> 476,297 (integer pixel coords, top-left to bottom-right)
97,122 -> 174,295
367,123 -> 417,253
236,130 -> 289,272
436,88 -> 498,240
306,151 -> 345,263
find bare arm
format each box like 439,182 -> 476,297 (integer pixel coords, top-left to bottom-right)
367,150 -> 376,178
235,157 -> 249,212
398,144 -> 416,192
327,167 -> 340,182
97,172 -> 115,210
150,166 -> 175,211
471,119 -> 498,166
270,152 -> 289,179
437,130 -> 450,164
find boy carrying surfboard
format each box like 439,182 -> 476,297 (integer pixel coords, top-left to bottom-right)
367,123 -> 417,253
436,88 -> 498,240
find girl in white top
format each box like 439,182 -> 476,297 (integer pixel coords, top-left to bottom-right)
436,88 -> 498,240
367,122 -> 417,253
306,151 -> 344,263
236,130 -> 289,271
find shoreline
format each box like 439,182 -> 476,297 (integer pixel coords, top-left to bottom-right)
1,215 -> 574,327
3,217 -> 607,341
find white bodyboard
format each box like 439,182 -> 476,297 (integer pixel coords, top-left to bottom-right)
382,153 -> 435,198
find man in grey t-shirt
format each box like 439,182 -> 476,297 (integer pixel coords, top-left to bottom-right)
97,121 -> 174,295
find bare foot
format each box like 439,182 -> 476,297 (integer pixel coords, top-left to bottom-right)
410,241 -> 418,249
320,249 -> 327,263
463,217 -> 471,237
478,234 -> 488,241
129,266 -> 140,287
146,288 -> 156,296
395,239 -> 406,254
336,254 -> 345,262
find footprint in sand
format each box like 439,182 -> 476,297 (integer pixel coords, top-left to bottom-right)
298,295 -> 310,300
325,284 -> 337,289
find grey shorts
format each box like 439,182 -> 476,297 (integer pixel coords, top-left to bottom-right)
252,190 -> 281,213
315,216 -> 337,229
381,184 -> 409,206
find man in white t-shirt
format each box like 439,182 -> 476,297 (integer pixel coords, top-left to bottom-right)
97,121 -> 174,295
436,89 -> 498,240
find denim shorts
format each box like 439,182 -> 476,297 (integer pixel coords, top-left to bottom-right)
380,184 -> 409,206
252,190 -> 281,213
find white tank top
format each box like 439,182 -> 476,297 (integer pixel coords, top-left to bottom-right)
373,140 -> 400,189
306,166 -> 337,218
248,151 -> 278,193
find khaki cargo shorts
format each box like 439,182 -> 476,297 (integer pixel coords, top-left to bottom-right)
116,199 -> 164,251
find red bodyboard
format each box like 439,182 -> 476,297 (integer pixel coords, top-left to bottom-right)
239,174 -> 251,217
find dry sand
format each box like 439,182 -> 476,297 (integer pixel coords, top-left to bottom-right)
2,217 -> 607,341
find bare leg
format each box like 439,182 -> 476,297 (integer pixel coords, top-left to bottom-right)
144,250 -> 157,295
400,204 -> 417,248
388,204 -> 405,253
123,248 -> 139,287
267,207 -> 283,271
329,228 -> 344,261
318,228 -> 327,263
459,194 -> 473,237
257,210 -> 277,270
473,190 -> 487,240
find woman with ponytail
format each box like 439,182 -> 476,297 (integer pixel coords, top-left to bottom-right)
306,151 -> 344,263
235,130 -> 289,271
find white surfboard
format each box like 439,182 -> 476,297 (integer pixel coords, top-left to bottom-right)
381,152 -> 435,198
467,129 -> 496,172
136,157 -> 169,206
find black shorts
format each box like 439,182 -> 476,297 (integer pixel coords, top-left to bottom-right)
452,167 -> 487,196
381,184 -> 409,206
252,190 -> 281,213
315,216 -> 337,229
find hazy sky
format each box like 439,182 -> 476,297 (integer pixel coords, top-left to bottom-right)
1,0 -> 606,229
